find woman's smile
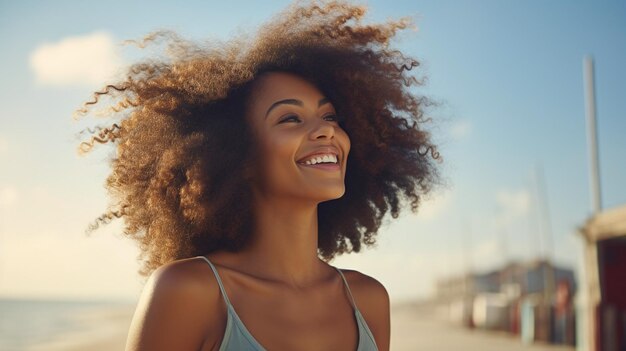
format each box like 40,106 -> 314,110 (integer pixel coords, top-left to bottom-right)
297,162 -> 341,172
296,152 -> 341,172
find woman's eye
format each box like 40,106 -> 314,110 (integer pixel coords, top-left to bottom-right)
278,114 -> 343,124
279,115 -> 301,123
325,114 -> 345,123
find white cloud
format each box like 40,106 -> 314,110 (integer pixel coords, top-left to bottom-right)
0,185 -> 18,208
416,189 -> 452,221
449,119 -> 472,140
496,188 -> 530,221
29,31 -> 123,87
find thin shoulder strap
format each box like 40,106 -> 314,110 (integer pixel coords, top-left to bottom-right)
197,256 -> 232,306
334,267 -> 359,311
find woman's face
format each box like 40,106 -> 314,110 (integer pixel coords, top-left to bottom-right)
245,71 -> 350,203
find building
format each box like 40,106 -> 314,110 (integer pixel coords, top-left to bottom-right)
436,259 -> 576,343
577,204 -> 626,351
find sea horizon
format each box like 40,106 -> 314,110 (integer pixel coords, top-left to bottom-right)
0,296 -> 136,351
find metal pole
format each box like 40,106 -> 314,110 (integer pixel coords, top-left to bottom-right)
583,55 -> 602,214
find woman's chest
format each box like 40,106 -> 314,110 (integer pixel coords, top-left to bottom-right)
204,284 -> 360,350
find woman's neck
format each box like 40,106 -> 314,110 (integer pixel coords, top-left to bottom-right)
238,196 -> 327,288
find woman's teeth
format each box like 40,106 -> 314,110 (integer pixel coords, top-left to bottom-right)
303,154 -> 338,165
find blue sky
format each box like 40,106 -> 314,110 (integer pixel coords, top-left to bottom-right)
0,0 -> 624,302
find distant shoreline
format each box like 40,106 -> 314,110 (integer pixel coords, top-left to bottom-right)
26,303 -> 135,351
0,295 -> 137,304
0,298 -> 136,351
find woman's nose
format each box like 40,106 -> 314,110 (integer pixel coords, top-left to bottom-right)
309,119 -> 335,140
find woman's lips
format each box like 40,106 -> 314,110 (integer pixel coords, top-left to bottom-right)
297,162 -> 340,171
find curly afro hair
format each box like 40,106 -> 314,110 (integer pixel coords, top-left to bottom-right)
75,0 -> 442,278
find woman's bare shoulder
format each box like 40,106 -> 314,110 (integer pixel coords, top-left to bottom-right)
338,268 -> 389,302
152,256 -> 218,293
338,268 -> 390,351
125,256 -> 224,351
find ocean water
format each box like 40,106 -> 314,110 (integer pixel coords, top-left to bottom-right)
0,298 -> 134,351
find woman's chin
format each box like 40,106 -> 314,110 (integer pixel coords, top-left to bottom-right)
314,188 -> 346,202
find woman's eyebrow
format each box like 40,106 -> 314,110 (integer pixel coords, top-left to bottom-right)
265,97 -> 331,119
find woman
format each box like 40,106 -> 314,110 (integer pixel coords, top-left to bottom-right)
76,1 -> 441,350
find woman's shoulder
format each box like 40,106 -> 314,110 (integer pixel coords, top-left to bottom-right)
336,267 -> 389,303
151,256 -> 216,291
336,267 -> 390,350
125,256 -> 224,350
335,267 -> 390,320
145,256 -> 226,318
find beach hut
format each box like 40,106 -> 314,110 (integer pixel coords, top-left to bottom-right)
577,203 -> 626,351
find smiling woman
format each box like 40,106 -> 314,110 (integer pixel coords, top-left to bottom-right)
74,0 -> 441,350
245,72 -> 351,206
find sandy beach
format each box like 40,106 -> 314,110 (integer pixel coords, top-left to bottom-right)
389,302 -> 574,351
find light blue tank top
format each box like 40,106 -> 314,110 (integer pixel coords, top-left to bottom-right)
197,256 -> 379,351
